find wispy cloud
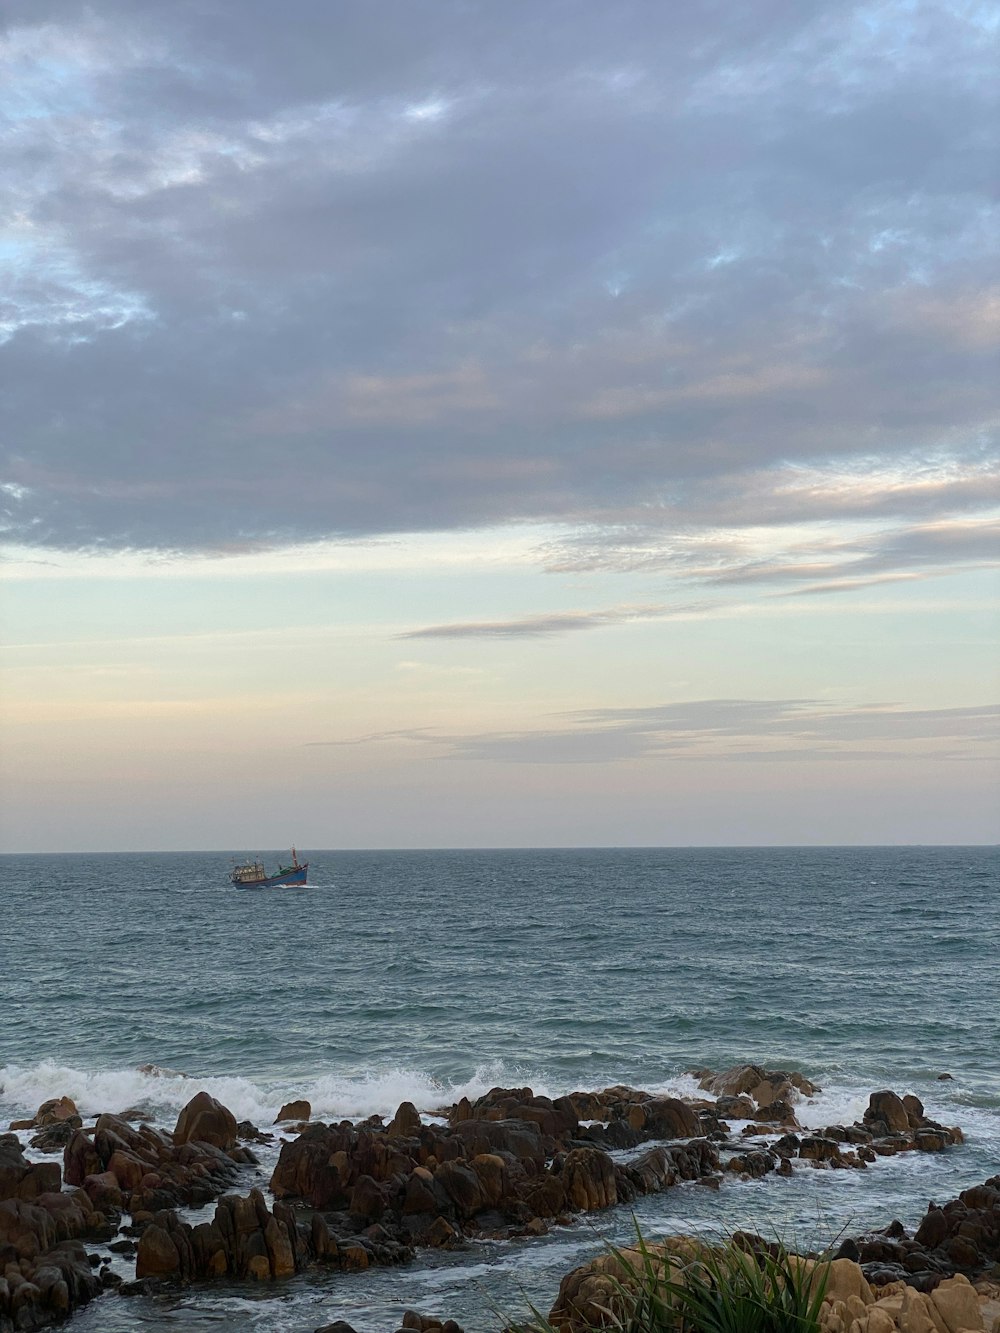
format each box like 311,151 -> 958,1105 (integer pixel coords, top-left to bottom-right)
331,699 -> 1000,765
397,602 -> 697,639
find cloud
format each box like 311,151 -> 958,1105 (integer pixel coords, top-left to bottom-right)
0,1 -> 996,563
340,698 -> 1000,765
397,602 -> 696,639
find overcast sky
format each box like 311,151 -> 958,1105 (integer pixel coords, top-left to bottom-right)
1,0 -> 997,851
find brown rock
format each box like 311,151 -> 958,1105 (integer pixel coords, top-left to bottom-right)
173,1092 -> 238,1151
387,1102 -> 422,1138
864,1091 -> 911,1134
34,1098 -> 79,1127
82,1172 -> 124,1213
135,1223 -> 181,1278
750,1076 -> 793,1108
561,1147 -> 617,1211
423,1216 -> 458,1247
274,1100 -> 311,1124
642,1098 -> 701,1139
434,1160 -> 484,1218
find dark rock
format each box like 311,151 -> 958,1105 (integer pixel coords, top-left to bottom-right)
237,1120 -> 273,1144
275,1100 -> 311,1124
173,1092 -> 238,1151
863,1090 -> 910,1134
387,1102 -> 422,1137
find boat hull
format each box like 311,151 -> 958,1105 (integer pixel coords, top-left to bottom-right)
231,864 -> 308,888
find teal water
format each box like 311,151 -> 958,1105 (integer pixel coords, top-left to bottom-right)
1,846 -> 998,1331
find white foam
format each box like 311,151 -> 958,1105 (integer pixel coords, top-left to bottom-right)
0,1057 -> 538,1128
795,1086 -> 870,1131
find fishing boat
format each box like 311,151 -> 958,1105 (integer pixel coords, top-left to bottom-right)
229,848 -> 308,887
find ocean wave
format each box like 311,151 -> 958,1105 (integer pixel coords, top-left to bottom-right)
0,1057 -> 548,1125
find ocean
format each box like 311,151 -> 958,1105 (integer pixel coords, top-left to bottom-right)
1,846 -> 997,1331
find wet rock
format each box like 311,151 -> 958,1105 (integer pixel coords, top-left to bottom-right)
173,1092 -> 238,1151
135,1223 -> 181,1279
450,1088 -> 578,1143
0,1136 -> 62,1202
29,1120 -> 81,1153
64,1113 -> 246,1213
387,1102 -> 422,1137
716,1093 -> 754,1118
627,1097 -> 700,1139
559,1147 -> 617,1211
863,1090 -> 911,1135
698,1064 -> 819,1100
0,1235 -> 102,1331
9,1098 -> 80,1134
237,1120 -> 273,1144
799,1135 -> 844,1164
750,1099 -> 800,1127
275,1100 -> 311,1124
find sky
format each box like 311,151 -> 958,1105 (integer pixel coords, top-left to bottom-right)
0,0 -> 997,852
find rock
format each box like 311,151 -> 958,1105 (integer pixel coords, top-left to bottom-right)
275,1100 -> 311,1124
35,1097 -> 79,1126
560,1147 -> 617,1211
930,1274 -> 987,1333
699,1065 -> 819,1100
751,1099 -> 800,1127
0,1134 -> 62,1200
638,1097 -> 701,1139
434,1160 -> 484,1218
750,1076 -> 794,1108
136,1223 -> 181,1278
716,1093 -> 754,1118
863,1091 -> 911,1135
824,1258 -> 875,1307
30,1119 -> 81,1153
237,1119 -> 273,1144
387,1101 -> 422,1138
173,1092 -> 239,1151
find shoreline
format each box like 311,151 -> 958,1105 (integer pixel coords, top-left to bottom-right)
4,1063 -> 999,1333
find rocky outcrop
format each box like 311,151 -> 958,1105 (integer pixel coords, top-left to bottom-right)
545,1242 -> 1000,1333
844,1175 -> 1000,1289
8,1098 -> 81,1134
173,1092 -> 239,1150
63,1099 -> 255,1214
132,1189 -> 412,1284
275,1100 -> 311,1125
696,1063 -> 820,1102
269,1091 -> 721,1249
0,1135 -> 110,1332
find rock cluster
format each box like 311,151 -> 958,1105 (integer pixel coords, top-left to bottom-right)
2,1069 -> 980,1331
63,1094 -> 255,1216
0,1136 -> 107,1333
845,1175 -> 1000,1289
314,1313 -> 465,1333
269,1087 -> 720,1248
684,1080 -> 964,1184
1,1092 -> 257,1331
546,1242 -> 1000,1333
131,1187 -> 409,1284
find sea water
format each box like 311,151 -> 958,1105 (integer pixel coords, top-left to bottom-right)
1,846 -> 997,1331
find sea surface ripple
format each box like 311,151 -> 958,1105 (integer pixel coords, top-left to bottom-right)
1,846 -> 997,1331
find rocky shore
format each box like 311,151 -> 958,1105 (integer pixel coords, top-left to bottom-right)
1,1065 -> 997,1333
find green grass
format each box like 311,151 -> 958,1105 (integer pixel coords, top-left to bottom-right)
511,1227 -> 831,1333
